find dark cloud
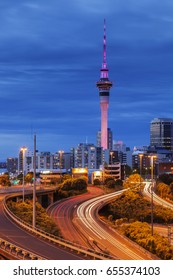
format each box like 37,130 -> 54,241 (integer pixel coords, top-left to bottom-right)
0,0 -> 173,159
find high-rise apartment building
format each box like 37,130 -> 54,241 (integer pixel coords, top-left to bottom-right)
113,141 -> 132,167
18,150 -> 71,173
7,158 -> 18,174
150,118 -> 173,150
71,143 -> 102,169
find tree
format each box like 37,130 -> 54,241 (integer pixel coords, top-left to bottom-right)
0,174 -> 11,187
25,172 -> 34,184
156,182 -> 170,198
101,188 -> 173,224
72,177 -> 87,190
62,174 -> 71,182
123,221 -> 173,259
93,179 -> 101,186
61,177 -> 87,192
115,179 -> 123,187
17,173 -> 23,184
104,177 -> 114,185
61,179 -> 73,191
123,173 -> 143,189
7,199 -> 60,236
106,179 -> 116,188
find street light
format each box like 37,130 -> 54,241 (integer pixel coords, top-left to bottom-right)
110,151 -> 114,178
148,155 -> 157,236
139,154 -> 143,178
58,150 -> 64,181
139,154 -> 144,193
33,134 -> 36,229
20,146 -> 27,202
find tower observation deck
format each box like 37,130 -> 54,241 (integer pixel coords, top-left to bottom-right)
96,19 -> 113,150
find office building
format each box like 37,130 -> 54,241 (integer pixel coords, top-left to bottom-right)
150,118 -> 173,150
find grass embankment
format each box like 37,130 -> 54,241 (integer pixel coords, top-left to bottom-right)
99,190 -> 173,259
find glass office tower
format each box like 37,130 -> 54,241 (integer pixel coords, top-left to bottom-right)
150,118 -> 173,150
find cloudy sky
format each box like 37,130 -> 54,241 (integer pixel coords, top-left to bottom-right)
1,0 -> 173,159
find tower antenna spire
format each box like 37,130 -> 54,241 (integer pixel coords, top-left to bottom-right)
103,18 -> 107,68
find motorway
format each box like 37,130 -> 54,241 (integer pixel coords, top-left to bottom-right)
47,187 -> 106,250
143,182 -> 173,243
0,193 -> 86,260
144,182 -> 173,210
49,187 -> 155,260
1,182 -> 171,260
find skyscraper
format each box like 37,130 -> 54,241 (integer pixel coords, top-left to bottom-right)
96,19 -> 113,150
150,118 -> 173,150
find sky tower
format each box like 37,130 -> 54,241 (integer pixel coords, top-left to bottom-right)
96,19 -> 113,150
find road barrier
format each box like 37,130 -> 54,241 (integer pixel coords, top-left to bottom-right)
3,194 -> 115,260
0,237 -> 45,260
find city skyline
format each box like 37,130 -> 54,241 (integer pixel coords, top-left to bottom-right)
1,0 -> 173,159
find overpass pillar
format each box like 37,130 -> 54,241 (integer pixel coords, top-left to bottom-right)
48,193 -> 54,205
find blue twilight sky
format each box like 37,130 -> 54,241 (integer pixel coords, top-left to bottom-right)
1,0 -> 173,159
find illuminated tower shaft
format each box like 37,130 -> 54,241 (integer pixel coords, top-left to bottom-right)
96,19 -> 113,149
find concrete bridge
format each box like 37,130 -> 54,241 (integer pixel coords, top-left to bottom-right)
2,186 -> 58,208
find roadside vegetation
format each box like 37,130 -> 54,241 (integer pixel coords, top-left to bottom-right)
123,173 -> 143,189
100,189 -> 173,224
99,174 -> 173,259
57,177 -> 88,198
6,177 -> 88,236
93,176 -> 124,192
123,221 -> 173,260
156,174 -> 173,202
0,173 -> 11,187
7,199 -> 60,236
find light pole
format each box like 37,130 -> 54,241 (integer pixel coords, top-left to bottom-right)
139,154 -> 144,193
59,150 -> 64,182
20,146 -> 27,202
33,134 -> 36,229
139,154 -> 143,177
149,155 -> 157,236
110,151 -> 114,178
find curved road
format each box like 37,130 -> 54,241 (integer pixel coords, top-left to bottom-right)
143,182 -> 173,243
47,187 -> 104,250
144,182 -> 173,210
49,188 -> 155,260
0,194 -> 86,260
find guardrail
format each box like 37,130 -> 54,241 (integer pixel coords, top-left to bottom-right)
3,194 -> 115,260
0,237 -> 45,260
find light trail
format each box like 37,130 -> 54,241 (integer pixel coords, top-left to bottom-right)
144,182 -> 173,210
76,190 -> 149,260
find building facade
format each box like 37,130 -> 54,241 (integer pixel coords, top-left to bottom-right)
7,157 -> 18,174
18,150 -> 70,174
113,141 -> 132,167
71,143 -> 102,169
150,118 -> 173,151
